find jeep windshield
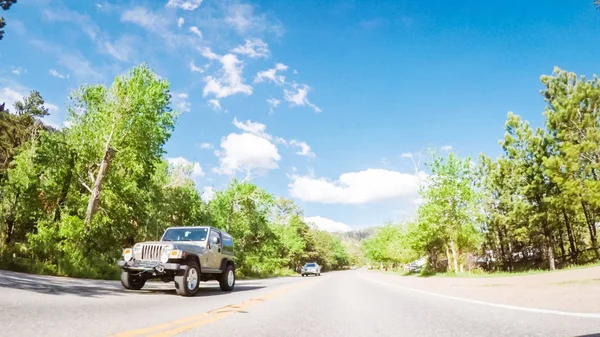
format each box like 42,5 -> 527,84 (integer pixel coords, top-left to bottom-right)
305,263 -> 316,267
162,228 -> 208,242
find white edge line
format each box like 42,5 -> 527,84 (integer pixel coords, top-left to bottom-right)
358,273 -> 600,319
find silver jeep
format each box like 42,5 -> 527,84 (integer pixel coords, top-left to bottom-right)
118,226 -> 235,297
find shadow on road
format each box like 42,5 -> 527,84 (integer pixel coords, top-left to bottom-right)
0,270 -> 126,297
0,270 -> 265,298
136,284 -> 266,297
574,334 -> 600,337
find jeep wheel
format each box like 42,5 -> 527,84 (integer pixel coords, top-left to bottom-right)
175,262 -> 200,297
219,264 -> 235,291
121,271 -> 146,290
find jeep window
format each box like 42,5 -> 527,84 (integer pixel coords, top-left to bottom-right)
162,228 -> 208,242
306,263 -> 316,267
222,236 -> 233,254
209,231 -> 220,246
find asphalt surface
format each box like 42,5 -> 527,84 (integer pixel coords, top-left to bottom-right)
1,269 -> 599,337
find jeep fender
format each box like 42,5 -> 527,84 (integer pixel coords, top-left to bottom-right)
219,258 -> 234,272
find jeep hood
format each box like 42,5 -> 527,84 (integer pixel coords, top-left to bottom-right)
135,241 -> 207,250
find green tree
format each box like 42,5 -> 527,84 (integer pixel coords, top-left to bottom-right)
0,91 -> 53,180
417,150 -> 483,273
0,0 -> 16,41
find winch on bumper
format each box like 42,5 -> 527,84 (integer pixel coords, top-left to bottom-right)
118,259 -> 187,275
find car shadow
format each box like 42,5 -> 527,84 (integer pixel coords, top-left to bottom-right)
0,270 -> 265,298
136,284 -> 266,297
574,334 -> 600,337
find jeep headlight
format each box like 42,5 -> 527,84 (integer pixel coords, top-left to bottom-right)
123,248 -> 133,262
133,244 -> 142,255
160,246 -> 172,263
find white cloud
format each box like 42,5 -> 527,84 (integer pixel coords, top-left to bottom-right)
289,169 -> 424,204
208,99 -> 221,111
48,69 -> 66,79
0,87 -> 25,111
58,52 -> 102,82
400,152 -> 413,158
11,67 -> 26,76
45,103 -> 59,112
121,7 -> 169,30
201,48 -> 252,99
201,186 -> 215,203
214,133 -> 280,175
178,17 -> 185,28
199,143 -> 214,149
232,39 -> 270,58
42,103 -> 66,130
172,92 -> 191,112
224,3 -> 284,36
274,137 -> 287,145
102,35 -> 136,62
267,97 -> 280,113
189,60 -> 206,73
214,118 -> 280,175
189,26 -> 203,38
440,145 -> 453,151
254,63 -> 287,86
267,98 -> 280,108
304,216 -> 352,232
289,140 -> 315,158
167,156 -> 204,177
43,8 -> 99,41
166,0 -> 203,11
283,84 -> 321,112
232,117 -> 271,139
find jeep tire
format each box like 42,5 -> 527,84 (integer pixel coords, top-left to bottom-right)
175,261 -> 200,297
121,271 -> 146,290
219,264 -> 235,291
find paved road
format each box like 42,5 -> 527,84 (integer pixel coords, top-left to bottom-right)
1,269 -> 599,337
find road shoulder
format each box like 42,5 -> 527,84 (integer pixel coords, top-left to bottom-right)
362,267 -> 600,314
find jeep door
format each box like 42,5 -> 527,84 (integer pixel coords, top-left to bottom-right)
207,230 -> 222,269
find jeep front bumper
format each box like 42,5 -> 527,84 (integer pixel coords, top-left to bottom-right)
118,260 -> 188,273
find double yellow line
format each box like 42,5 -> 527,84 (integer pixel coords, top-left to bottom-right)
112,279 -> 316,337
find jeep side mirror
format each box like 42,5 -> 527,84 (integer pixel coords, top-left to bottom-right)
211,236 -> 220,244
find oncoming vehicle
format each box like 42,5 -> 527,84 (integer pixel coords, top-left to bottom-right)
118,226 -> 235,297
301,262 -> 321,276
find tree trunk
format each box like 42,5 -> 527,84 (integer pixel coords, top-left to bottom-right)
84,139 -> 116,227
54,152 -> 75,222
561,207 -> 577,260
581,201 -> 600,259
558,228 -> 566,259
445,245 -> 452,272
546,233 -> 556,271
449,240 -> 459,273
3,193 -> 19,246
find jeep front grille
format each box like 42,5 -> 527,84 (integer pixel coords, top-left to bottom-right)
140,244 -> 164,261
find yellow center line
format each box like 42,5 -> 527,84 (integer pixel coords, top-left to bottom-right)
111,277 -> 322,337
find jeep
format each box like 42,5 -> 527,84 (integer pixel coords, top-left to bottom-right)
117,226 -> 235,297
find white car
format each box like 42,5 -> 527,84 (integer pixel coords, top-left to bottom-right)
301,262 -> 321,276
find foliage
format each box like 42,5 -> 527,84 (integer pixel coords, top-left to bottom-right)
363,67 -> 600,275
0,64 -> 350,279
0,0 -> 17,41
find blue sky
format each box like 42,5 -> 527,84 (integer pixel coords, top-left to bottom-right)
2,0 -> 600,232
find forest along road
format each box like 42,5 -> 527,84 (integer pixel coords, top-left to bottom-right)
1,269 -> 599,337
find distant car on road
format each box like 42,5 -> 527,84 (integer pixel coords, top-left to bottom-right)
301,262 -> 321,276
407,257 -> 427,273
350,265 -> 357,270
118,226 -> 236,297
